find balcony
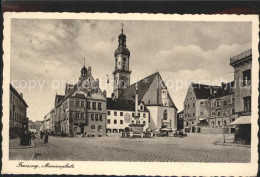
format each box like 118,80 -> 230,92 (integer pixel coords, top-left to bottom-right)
230,49 -> 252,67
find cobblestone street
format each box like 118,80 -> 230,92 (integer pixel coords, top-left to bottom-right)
9,134 -> 250,162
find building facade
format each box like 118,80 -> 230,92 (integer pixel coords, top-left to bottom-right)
230,49 -> 252,144
177,110 -> 184,131
46,64 -> 107,137
111,27 -> 178,131
208,82 -> 235,128
183,83 -> 213,132
106,98 -> 149,134
9,84 -> 28,139
230,49 -> 252,116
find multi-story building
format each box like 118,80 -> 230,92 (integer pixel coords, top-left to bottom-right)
112,27 -> 178,131
183,83 -> 215,132
9,84 -> 28,139
230,49 -> 252,144
208,82 -> 235,129
47,64 -> 107,137
43,112 -> 51,132
106,98 -> 149,134
177,110 -> 184,131
230,49 -> 252,116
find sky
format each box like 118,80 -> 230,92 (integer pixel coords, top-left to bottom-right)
10,19 -> 252,122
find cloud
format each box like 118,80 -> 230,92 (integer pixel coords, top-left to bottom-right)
10,19 -> 252,121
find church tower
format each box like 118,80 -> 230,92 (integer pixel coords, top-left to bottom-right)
113,24 -> 131,98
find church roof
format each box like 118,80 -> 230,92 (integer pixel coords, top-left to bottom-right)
107,98 -> 149,112
114,46 -> 130,56
119,72 -> 158,101
118,72 -> 177,110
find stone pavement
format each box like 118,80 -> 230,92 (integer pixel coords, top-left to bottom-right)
9,138 -> 35,149
9,134 -> 251,162
9,138 -> 35,160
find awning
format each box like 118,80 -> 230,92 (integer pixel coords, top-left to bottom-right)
199,117 -> 207,121
230,116 -> 251,125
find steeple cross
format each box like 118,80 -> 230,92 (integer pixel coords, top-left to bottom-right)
121,23 -> 124,34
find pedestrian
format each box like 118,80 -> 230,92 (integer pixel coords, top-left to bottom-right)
40,131 -> 43,139
44,132 -> 49,143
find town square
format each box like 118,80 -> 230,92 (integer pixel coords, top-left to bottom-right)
6,14 -> 255,167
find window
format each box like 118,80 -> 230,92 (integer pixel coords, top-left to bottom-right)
223,100 -> 227,107
188,113 -> 190,117
95,114 -> 98,121
211,111 -> 214,116
244,97 -> 251,112
98,125 -> 102,132
132,120 -> 134,123
232,109 -> 235,114
107,119 -> 111,124
114,120 -> 117,124
86,101 -> 90,109
120,120 -> 123,124
87,92 -> 91,97
114,112 -> 117,116
98,103 -> 102,110
120,112 -> 123,116
76,101 -> 80,107
143,113 -> 146,118
81,101 -> 84,107
186,122 -> 188,126
91,114 -> 94,121
218,121 -> 220,126
91,125 -> 95,129
217,110 -> 221,116
140,105 -> 143,110
74,127 -> 77,131
76,113 -> 80,119
216,100 -> 220,107
99,115 -> 103,121
138,113 -> 140,117
185,114 -> 187,117
108,111 -> 111,115
224,120 -> 227,126
193,113 -> 195,116
232,97 -> 235,104
143,121 -> 146,125
92,102 -> 96,110
81,113 -> 84,119
132,113 -> 134,117
200,112 -> 203,115
193,103 -> 195,107
192,121 -> 194,124
163,110 -> 167,120
243,69 -> 251,86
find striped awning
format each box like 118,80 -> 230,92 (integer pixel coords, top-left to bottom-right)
230,116 -> 251,125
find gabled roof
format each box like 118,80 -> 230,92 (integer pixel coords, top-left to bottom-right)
118,72 -> 177,110
119,72 -> 158,101
10,84 -> 28,107
107,98 -> 149,112
191,83 -> 219,99
209,81 -> 234,99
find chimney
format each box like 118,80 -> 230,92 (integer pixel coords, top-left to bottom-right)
221,82 -> 225,89
210,87 -> 213,95
20,93 -> 23,98
135,82 -> 139,117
